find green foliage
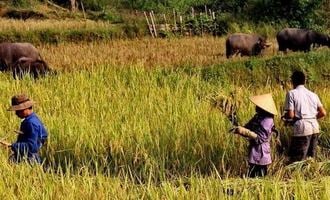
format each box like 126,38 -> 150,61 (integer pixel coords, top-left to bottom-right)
178,12 -> 232,36
201,50 -> 330,87
11,0 -> 33,7
91,10 -> 123,23
185,14 -> 214,35
81,0 -> 108,11
248,0 -> 323,28
6,0 -> 329,33
122,21 -> 147,38
212,13 -> 232,35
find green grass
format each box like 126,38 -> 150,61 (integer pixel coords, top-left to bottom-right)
0,50 -> 329,199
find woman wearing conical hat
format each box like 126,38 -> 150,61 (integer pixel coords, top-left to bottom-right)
232,93 -> 277,178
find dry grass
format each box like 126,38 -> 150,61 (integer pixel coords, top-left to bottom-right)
37,37 -> 279,71
0,18 -> 114,31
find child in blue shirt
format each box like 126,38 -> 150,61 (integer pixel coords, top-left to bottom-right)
0,94 -> 48,164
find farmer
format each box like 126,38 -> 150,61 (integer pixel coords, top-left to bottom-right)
232,93 -> 277,178
0,94 -> 48,164
283,70 -> 326,163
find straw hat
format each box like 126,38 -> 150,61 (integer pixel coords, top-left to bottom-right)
7,94 -> 34,111
249,93 -> 278,115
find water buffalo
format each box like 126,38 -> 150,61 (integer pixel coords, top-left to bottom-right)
226,33 -> 270,58
12,57 -> 54,79
277,28 -> 330,52
0,42 -> 42,71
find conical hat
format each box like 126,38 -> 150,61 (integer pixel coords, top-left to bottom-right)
249,93 -> 278,115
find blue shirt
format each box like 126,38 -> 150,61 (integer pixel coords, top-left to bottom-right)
11,112 -> 48,159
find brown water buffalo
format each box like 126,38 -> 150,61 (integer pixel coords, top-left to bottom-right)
0,42 -> 42,71
277,28 -> 330,52
226,33 -> 270,58
12,57 -> 55,79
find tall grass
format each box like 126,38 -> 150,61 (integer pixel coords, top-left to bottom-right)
0,18 -> 129,43
0,55 -> 329,176
0,39 -> 329,198
1,156 -> 330,199
36,36 -> 285,71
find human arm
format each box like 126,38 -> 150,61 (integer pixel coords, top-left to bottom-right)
284,109 -> 295,119
233,126 -> 257,139
317,106 -> 326,119
283,92 -> 295,119
233,117 -> 274,144
11,123 -> 39,154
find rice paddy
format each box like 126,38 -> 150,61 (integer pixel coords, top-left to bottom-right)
0,20 -> 329,199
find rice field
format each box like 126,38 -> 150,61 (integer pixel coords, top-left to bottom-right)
36,36 -> 282,71
0,29 -> 329,199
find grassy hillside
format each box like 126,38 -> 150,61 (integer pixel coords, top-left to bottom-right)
1,0 -> 329,43
0,44 -> 330,183
0,5 -> 329,196
0,44 -> 329,199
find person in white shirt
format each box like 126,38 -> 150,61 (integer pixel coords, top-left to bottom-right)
283,70 -> 326,163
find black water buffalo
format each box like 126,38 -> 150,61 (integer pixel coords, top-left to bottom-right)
12,57 -> 54,79
0,42 -> 42,71
277,28 -> 330,52
226,33 -> 270,58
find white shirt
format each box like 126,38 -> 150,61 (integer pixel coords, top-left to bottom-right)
284,85 -> 322,136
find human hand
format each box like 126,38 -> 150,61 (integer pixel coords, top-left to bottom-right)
229,126 -> 239,134
0,140 -> 11,147
230,126 -> 245,134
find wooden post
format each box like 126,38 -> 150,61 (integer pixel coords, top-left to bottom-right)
163,14 -> 168,31
200,12 -> 203,36
150,12 -> 157,37
173,9 -> 177,31
70,0 -> 76,12
144,11 -> 154,38
179,15 -> 183,35
151,11 -> 157,25
191,7 -> 195,18
80,1 -> 86,20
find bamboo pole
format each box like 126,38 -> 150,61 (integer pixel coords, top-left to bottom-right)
46,1 -> 69,11
80,1 -> 86,20
144,11 -> 154,38
150,11 -> 157,37
200,12 -> 203,36
163,14 -> 168,31
173,9 -> 177,31
151,11 -> 157,25
179,15 -> 183,35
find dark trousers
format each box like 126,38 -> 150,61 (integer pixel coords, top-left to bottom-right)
247,164 -> 268,178
288,134 -> 318,163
